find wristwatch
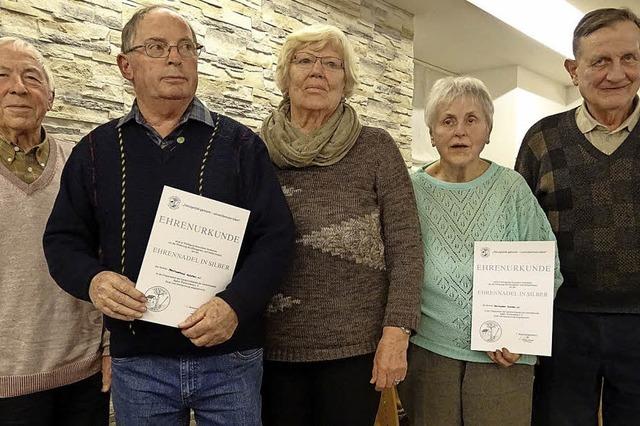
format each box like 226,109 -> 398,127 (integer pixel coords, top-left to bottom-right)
399,326 -> 412,335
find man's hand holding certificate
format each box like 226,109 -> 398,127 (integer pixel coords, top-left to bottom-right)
136,186 -> 250,328
471,241 -> 556,356
179,296 -> 238,347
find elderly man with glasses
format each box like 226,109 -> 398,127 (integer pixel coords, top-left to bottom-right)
43,5 -> 294,425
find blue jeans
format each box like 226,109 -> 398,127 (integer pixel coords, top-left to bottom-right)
111,349 -> 263,426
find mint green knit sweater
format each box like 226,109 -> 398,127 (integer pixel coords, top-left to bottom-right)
411,162 -> 562,365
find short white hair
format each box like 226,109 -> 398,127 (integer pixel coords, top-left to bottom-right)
0,37 -> 55,94
425,76 -> 493,131
275,24 -> 359,98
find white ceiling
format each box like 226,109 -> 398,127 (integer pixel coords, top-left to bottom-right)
387,0 -> 640,86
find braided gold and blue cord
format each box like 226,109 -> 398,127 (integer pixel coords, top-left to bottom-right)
117,127 -> 127,275
198,114 -> 220,195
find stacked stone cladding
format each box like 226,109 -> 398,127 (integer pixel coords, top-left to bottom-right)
0,0 -> 414,163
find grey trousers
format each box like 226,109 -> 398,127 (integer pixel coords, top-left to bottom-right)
398,344 -> 534,426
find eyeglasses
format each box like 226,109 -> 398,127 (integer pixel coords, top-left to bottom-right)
125,40 -> 204,59
291,52 -> 344,71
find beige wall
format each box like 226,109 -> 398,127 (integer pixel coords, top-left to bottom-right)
0,0 -> 415,161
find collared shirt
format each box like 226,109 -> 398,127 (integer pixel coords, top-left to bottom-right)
117,97 -> 214,149
575,96 -> 640,155
0,129 -> 49,184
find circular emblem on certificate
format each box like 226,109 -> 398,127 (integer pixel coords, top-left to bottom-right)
145,286 -> 171,312
480,247 -> 490,258
480,320 -> 502,342
168,196 -> 181,210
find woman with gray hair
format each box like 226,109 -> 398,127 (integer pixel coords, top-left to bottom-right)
397,76 -> 562,426
260,24 -> 423,425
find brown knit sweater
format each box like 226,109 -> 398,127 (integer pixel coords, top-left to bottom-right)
264,126 -> 423,362
516,109 -> 640,313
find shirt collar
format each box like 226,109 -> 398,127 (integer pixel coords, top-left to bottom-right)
35,131 -> 50,166
0,128 -> 49,165
117,97 -> 213,129
576,96 -> 640,134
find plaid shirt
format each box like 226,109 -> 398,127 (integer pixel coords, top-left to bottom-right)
117,97 -> 214,149
0,129 -> 49,184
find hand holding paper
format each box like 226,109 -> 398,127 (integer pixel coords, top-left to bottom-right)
89,270 -> 147,321
179,297 -> 238,347
487,348 -> 521,367
135,186 -> 249,327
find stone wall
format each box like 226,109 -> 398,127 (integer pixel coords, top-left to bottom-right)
0,0 -> 414,161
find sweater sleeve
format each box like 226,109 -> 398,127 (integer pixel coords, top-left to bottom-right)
514,175 -> 563,296
216,130 -> 295,325
43,139 -> 107,302
375,130 -> 423,330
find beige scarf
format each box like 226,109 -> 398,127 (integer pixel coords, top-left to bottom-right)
261,99 -> 362,168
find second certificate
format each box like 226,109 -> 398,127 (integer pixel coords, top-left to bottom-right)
470,240 -> 555,356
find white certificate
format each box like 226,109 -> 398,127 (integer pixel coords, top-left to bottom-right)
470,241 -> 555,356
136,186 -> 249,327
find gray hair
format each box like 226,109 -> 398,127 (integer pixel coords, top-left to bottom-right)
121,5 -> 198,53
425,76 -> 494,132
573,8 -> 640,58
275,24 -> 359,98
0,37 -> 55,94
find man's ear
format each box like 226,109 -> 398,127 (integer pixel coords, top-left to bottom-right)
564,59 -> 578,85
47,89 -> 55,111
117,53 -> 134,82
